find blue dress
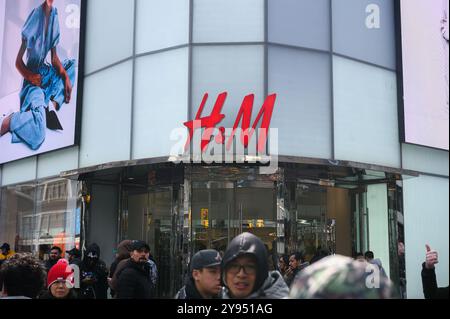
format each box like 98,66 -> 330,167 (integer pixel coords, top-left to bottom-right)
9,5 -> 76,150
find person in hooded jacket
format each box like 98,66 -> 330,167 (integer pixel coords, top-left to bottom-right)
221,232 -> 289,299
109,240 -> 133,279
80,243 -> 108,299
108,240 -> 133,298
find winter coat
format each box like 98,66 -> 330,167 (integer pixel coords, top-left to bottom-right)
221,232 -> 289,299
44,258 -> 60,272
80,243 -> 108,299
69,257 -> 82,268
115,259 -> 153,299
222,270 -> 289,299
175,277 -> 204,299
110,258 -> 128,293
38,289 -> 79,299
421,262 -> 449,299
0,250 -> 15,261
285,262 -> 309,288
109,240 -> 133,298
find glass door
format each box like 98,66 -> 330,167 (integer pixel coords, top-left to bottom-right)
121,185 -> 182,298
191,181 -> 234,254
235,181 -> 277,269
190,170 -> 277,265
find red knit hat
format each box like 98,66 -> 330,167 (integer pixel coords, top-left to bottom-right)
47,259 -> 74,289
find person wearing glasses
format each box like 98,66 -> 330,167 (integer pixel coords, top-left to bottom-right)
39,259 -> 78,299
221,232 -> 289,299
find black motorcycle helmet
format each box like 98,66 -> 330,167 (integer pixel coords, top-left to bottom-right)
222,232 -> 268,294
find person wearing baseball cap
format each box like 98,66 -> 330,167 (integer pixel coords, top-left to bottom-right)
116,240 -> 153,299
65,247 -> 82,267
175,249 -> 222,299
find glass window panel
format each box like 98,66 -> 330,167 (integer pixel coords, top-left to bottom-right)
268,0 -> 330,51
191,45 -> 264,130
85,0 -> 134,73
269,46 -> 332,158
0,184 -> 36,254
1,157 -> 36,186
136,0 -> 189,53
36,179 -> 80,260
133,48 -> 188,159
80,61 -> 132,167
333,56 -> 400,167
332,0 -> 396,69
193,0 -> 264,43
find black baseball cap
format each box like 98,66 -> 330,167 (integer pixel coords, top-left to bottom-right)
131,240 -> 150,252
66,248 -> 81,257
190,249 -> 222,271
1,243 -> 10,250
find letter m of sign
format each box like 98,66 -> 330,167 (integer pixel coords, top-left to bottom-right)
226,93 -> 277,153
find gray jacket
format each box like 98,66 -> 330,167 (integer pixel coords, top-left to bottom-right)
222,270 -> 289,299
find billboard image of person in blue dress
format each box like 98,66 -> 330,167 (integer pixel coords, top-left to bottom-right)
0,0 -> 75,151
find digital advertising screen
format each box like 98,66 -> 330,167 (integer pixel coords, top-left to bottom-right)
399,0 -> 449,150
0,0 -> 84,164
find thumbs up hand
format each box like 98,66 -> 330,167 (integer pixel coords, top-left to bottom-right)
425,244 -> 439,269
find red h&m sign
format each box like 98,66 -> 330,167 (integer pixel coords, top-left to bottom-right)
183,92 -> 277,153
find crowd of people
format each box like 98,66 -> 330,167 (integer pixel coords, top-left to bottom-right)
0,234 -> 447,299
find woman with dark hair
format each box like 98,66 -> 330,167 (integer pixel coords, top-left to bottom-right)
0,253 -> 46,299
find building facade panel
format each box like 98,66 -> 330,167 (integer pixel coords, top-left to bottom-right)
79,61 -> 133,167
136,0 -> 189,54
84,0 -> 135,74
333,56 -> 401,167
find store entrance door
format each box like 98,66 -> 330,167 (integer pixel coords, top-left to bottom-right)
191,178 -> 277,267
122,185 -> 182,298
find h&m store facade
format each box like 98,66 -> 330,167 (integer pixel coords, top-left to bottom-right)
0,0 -> 448,298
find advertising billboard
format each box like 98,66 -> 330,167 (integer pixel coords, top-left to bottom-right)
0,0 -> 85,164
399,0 -> 449,150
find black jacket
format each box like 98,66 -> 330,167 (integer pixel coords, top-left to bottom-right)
44,258 -> 59,272
175,278 -> 204,299
80,244 -> 108,299
116,259 -> 153,299
38,289 -> 80,299
69,257 -> 82,268
421,262 -> 449,299
175,276 -> 221,299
